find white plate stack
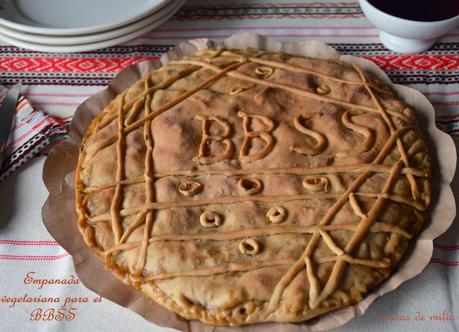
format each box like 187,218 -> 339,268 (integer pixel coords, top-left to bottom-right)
0,0 -> 184,52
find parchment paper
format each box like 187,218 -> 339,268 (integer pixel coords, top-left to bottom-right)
42,33 -> 457,332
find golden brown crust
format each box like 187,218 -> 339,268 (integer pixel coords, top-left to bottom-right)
75,48 -> 431,326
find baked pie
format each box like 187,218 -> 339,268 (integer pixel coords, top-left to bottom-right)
76,48 -> 431,325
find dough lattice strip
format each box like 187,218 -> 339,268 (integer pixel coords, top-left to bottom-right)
129,254 -> 391,281
96,66 -> 201,130
173,59 -> 380,113
219,50 -> 390,94
313,160 -> 404,307
109,91 -> 127,244
305,257 -> 321,305
136,77 -> 156,272
353,64 -> 421,200
102,221 -> 412,256
124,61 -> 246,134
155,164 -> 427,178
171,58 -> 411,123
88,191 -> 424,223
119,210 -> 147,244
318,229 -> 344,256
84,177 -> 145,193
306,66 -> 417,309
83,164 -> 427,194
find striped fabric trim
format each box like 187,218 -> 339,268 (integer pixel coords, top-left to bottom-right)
434,244 -> 459,251
174,2 -> 364,20
0,43 -> 457,57
436,122 -> 459,132
2,71 -> 459,87
1,45 -> 458,87
0,253 -> 70,261
5,76 -> 459,86
0,43 -> 457,63
332,43 -> 459,55
0,45 -> 169,58
1,45 -> 458,70
0,240 -> 59,246
430,258 -> 459,267
0,56 -> 159,73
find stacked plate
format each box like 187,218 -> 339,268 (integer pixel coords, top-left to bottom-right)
0,0 -> 184,52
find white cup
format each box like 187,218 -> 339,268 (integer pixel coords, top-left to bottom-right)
359,0 -> 459,54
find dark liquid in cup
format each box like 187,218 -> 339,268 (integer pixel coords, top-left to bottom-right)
368,0 -> 459,21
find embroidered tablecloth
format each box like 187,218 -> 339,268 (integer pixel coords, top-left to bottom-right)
0,1 -> 458,331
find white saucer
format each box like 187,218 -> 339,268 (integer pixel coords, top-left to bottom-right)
0,0 -> 184,52
0,0 -> 171,36
0,0 -> 179,45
